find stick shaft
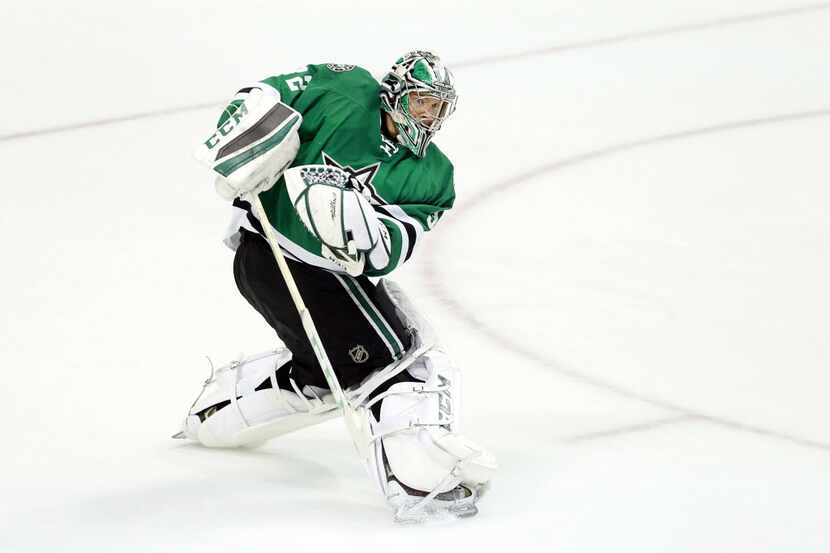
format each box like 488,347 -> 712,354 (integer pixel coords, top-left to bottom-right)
249,194 -> 346,406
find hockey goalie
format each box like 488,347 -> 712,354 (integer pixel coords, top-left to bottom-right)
175,51 -> 497,522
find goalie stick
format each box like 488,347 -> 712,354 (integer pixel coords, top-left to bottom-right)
248,194 -> 347,406
247,194 -> 380,455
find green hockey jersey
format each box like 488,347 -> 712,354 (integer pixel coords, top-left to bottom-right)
224,63 -> 455,277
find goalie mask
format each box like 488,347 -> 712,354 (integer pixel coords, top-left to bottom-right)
380,51 -> 457,158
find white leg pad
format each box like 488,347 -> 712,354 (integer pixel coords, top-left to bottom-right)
359,350 -> 498,517
177,349 -> 339,448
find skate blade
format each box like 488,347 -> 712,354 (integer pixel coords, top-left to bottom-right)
171,431 -> 186,439
393,503 -> 479,524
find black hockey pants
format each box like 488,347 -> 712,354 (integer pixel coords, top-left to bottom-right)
233,229 -> 412,391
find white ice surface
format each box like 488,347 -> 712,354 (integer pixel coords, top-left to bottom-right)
1,1 -> 830,552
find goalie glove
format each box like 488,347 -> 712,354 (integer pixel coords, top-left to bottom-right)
194,85 -> 302,201
284,165 -> 392,276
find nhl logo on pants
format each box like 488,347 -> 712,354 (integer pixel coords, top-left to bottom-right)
349,345 -> 369,363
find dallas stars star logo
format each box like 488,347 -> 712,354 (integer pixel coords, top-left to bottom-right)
321,152 -> 384,204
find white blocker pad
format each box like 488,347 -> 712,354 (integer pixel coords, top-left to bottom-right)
194,85 -> 302,200
176,349 -> 339,448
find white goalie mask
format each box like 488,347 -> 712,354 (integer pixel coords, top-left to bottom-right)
380,51 -> 457,158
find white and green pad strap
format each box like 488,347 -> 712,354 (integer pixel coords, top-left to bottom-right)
284,165 -> 392,276
194,84 -> 302,200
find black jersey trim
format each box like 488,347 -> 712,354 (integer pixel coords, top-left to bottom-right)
376,206 -> 417,261
233,198 -> 266,235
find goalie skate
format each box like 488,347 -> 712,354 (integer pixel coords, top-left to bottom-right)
383,452 -> 491,524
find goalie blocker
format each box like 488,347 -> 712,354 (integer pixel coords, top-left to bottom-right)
194,84 -> 302,201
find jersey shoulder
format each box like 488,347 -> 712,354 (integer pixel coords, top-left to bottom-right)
261,63 -> 379,114
423,143 -> 454,188
307,63 -> 379,104
424,142 -> 453,175
402,142 -> 455,209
